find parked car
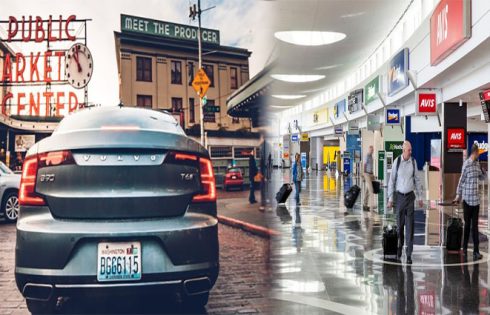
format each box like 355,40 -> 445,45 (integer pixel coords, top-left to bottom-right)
223,167 -> 244,191
0,161 -> 20,223
15,107 -> 219,313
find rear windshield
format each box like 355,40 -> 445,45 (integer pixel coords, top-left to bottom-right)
228,168 -> 242,173
54,106 -> 185,135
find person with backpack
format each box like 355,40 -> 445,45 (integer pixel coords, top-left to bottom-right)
387,141 -> 423,264
453,143 -> 485,260
292,153 -> 303,205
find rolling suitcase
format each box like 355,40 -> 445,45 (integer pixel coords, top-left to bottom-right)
372,180 -> 380,194
439,202 -> 463,252
383,225 -> 399,259
344,185 -> 360,208
276,183 -> 292,204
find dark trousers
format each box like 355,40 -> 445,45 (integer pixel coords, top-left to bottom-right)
249,181 -> 256,203
396,192 -> 415,256
294,181 -> 301,203
463,200 -> 480,253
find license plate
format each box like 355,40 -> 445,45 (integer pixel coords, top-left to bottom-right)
97,242 -> 141,282
232,176 -> 237,179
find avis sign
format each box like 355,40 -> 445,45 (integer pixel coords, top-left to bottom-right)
430,0 -> 471,66
416,92 -> 437,115
447,128 -> 465,151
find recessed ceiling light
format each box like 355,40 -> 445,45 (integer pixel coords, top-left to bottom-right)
271,74 -> 325,83
272,95 -> 306,100
315,64 -> 342,70
341,12 -> 365,18
274,31 -> 346,46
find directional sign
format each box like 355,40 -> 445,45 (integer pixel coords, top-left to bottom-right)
203,105 -> 220,113
192,68 -> 211,98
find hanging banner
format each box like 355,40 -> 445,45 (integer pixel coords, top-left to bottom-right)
348,89 -> 363,114
364,76 -> 379,105
430,0 -> 471,66
447,128 -> 465,151
386,108 -> 401,125
388,48 -> 409,96
335,98 -> 346,118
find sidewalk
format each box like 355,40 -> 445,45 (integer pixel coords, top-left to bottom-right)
217,196 -> 279,238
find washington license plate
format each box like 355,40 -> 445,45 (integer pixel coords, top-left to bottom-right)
97,242 -> 141,282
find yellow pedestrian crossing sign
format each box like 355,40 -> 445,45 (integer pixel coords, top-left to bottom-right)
192,68 -> 211,98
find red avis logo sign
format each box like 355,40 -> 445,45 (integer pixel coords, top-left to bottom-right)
447,128 -> 465,149
418,93 -> 437,113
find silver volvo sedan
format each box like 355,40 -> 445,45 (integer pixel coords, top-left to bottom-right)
15,106 -> 219,313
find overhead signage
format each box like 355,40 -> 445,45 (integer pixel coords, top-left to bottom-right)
348,89 -> 363,114
430,0 -> 471,66
121,14 -> 220,45
364,76 -> 379,105
388,48 -> 409,96
385,141 -> 403,159
0,15 -> 89,117
335,98 -> 346,118
447,128 -> 465,151
416,92 -> 438,115
347,122 -> 359,135
386,108 -> 401,125
300,133 -> 309,142
291,134 -> 299,142
334,126 -> 343,136
367,114 -> 381,131
203,105 -> 220,113
480,90 -> 490,123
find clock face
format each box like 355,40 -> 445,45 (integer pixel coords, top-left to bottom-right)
65,43 -> 93,89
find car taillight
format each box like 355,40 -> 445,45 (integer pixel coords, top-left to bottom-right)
193,157 -> 216,203
19,150 -> 75,206
19,155 -> 46,206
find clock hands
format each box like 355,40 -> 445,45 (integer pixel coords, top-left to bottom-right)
73,45 -> 82,73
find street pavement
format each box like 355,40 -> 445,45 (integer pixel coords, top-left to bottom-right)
0,189 -> 273,314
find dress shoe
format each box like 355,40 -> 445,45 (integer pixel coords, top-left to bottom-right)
474,252 -> 483,261
406,256 -> 412,264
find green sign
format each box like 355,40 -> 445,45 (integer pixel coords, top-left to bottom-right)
385,141 -> 403,159
364,76 -> 380,104
203,105 -> 220,113
378,150 -> 385,180
121,14 -> 220,45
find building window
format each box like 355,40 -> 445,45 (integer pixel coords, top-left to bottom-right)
189,98 -> 195,123
171,60 -> 182,84
203,99 -> 216,123
188,62 -> 194,86
203,64 -> 214,87
136,57 -> 152,82
232,117 -> 240,124
171,97 -> 183,113
230,67 -> 238,89
136,95 -> 152,108
234,147 -> 254,159
210,146 -> 233,159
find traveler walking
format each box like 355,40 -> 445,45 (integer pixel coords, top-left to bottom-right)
387,141 -> 423,264
267,153 -> 272,179
248,152 -> 257,204
453,143 -> 485,260
292,153 -> 303,205
363,145 -> 375,211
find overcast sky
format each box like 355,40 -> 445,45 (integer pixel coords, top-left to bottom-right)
0,0 -> 274,107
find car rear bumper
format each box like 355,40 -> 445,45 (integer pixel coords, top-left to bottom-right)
15,206 -> 219,298
224,179 -> 243,186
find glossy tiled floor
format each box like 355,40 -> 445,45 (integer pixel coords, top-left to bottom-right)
267,168 -> 490,314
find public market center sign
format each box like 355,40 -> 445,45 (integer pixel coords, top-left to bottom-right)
121,14 -> 220,45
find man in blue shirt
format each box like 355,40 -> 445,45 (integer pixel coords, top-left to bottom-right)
292,153 -> 303,205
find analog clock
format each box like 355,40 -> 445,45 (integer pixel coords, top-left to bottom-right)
65,43 -> 93,89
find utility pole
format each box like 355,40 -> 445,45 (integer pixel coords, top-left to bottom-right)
190,1 -> 215,147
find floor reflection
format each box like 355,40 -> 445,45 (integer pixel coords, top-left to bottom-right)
268,169 -> 490,314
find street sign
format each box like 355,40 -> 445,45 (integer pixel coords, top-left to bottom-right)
192,68 -> 211,98
203,105 -> 220,113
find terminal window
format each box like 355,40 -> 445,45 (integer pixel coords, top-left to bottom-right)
136,95 -> 152,108
188,62 -> 194,86
203,64 -> 214,87
171,98 -> 183,113
136,57 -> 152,82
230,67 -> 238,89
189,98 -> 195,123
210,146 -> 232,159
171,60 -> 182,85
